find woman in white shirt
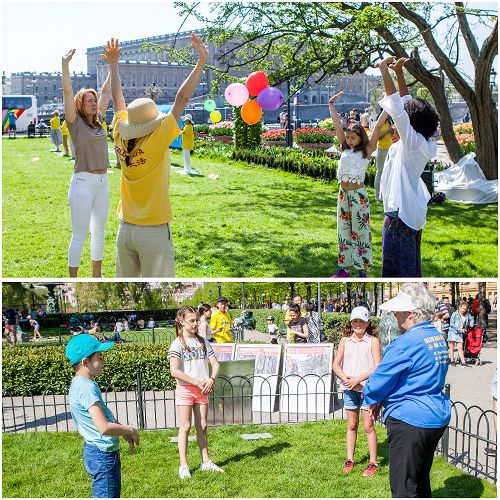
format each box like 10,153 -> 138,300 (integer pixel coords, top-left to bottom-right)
377,56 -> 439,277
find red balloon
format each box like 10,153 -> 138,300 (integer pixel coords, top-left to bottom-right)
241,100 -> 263,125
246,71 -> 269,97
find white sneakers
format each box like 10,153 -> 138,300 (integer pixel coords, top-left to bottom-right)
179,460 -> 224,479
178,465 -> 191,479
200,460 -> 224,473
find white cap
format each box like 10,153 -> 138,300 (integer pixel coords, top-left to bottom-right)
379,291 -> 418,312
350,306 -> 370,322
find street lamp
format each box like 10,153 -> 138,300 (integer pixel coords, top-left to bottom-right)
216,282 -> 222,298
29,284 -> 36,310
490,68 -> 497,94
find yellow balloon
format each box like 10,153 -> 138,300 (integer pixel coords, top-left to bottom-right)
210,110 -> 222,123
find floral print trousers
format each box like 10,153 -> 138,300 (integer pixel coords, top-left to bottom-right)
337,187 -> 372,271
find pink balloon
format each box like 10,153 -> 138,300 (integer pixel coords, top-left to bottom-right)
225,83 -> 249,106
257,87 -> 284,111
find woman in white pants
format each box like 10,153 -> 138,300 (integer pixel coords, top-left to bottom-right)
62,48 -> 111,277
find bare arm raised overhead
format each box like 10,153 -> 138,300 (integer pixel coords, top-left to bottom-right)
62,49 -> 77,124
98,71 -> 112,118
366,110 -> 390,156
171,34 -> 208,122
102,38 -> 126,113
328,91 -> 346,148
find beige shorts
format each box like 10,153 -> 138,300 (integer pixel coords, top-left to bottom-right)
116,221 -> 175,278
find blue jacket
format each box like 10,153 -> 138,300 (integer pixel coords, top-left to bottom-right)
448,311 -> 473,337
364,321 -> 451,428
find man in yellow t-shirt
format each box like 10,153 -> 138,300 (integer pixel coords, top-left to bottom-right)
284,295 -> 306,342
210,297 -> 233,343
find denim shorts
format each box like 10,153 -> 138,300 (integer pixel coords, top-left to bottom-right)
343,389 -> 369,410
83,443 -> 121,498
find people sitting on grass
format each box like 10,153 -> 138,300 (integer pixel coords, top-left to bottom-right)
168,306 -> 222,479
103,35 -> 208,277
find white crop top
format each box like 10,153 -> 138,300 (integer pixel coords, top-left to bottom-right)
337,148 -> 370,184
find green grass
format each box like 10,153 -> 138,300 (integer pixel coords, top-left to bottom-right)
9,327 -> 176,347
2,137 -> 497,277
2,420 -> 496,498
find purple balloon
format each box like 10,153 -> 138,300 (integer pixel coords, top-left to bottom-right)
257,87 -> 284,111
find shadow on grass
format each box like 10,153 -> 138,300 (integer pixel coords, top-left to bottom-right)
219,441 -> 292,466
433,474 -> 486,498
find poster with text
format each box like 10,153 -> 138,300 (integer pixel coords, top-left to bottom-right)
211,343 -> 236,362
280,344 -> 334,414
234,344 -> 282,412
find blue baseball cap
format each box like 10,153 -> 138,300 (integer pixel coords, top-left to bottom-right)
66,334 -> 114,365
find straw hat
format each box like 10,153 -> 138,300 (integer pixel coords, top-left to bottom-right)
118,98 -> 165,140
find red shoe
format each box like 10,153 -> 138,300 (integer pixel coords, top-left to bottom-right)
343,460 -> 355,473
363,462 -> 378,477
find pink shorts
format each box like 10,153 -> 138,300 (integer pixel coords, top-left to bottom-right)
175,384 -> 209,406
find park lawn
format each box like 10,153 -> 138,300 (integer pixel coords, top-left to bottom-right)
9,327 -> 176,347
2,420 -> 496,498
2,137 -> 497,277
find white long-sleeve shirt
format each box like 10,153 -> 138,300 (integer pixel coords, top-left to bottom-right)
378,92 -> 437,230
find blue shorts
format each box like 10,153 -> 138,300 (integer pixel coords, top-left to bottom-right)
83,443 -> 121,498
343,389 -> 369,410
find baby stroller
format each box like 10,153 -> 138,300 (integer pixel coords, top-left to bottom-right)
463,324 -> 483,365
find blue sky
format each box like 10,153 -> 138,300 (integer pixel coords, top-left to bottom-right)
2,0 -> 497,82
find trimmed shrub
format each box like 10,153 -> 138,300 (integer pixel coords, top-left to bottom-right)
2,344 -> 175,396
233,105 -> 263,150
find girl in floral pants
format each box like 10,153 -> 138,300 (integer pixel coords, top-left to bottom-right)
329,91 -> 388,277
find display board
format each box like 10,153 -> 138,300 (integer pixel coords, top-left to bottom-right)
211,343 -> 236,362
234,344 -> 282,412
280,344 -> 334,414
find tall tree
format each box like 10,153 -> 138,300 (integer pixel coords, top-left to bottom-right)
171,2 -> 498,178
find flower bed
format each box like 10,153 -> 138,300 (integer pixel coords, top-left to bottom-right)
261,129 -> 286,142
208,120 -> 234,137
293,126 -> 339,145
456,133 -> 476,154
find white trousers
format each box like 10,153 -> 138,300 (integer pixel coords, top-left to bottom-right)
67,172 -> 109,267
182,149 -> 192,173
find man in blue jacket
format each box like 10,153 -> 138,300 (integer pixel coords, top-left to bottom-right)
364,283 -> 451,498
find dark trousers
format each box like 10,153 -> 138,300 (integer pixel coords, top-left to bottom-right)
386,417 -> 447,498
382,215 -> 422,277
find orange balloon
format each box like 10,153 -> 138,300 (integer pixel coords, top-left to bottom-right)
241,100 -> 263,125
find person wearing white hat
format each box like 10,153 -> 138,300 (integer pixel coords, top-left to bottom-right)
332,306 -> 381,477
180,114 -> 195,175
363,283 -> 451,498
103,36 -> 208,277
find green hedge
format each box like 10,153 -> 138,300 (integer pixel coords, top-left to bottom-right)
233,104 -> 263,149
2,344 -> 175,396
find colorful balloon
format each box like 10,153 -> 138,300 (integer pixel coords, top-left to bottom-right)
224,83 -> 249,106
210,110 -> 222,123
241,100 -> 263,125
245,71 -> 269,97
204,99 -> 217,112
257,87 -> 284,111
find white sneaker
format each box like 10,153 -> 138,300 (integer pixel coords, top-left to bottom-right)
200,460 -> 224,473
178,464 -> 191,479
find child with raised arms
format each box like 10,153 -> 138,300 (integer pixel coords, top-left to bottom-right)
332,306 -> 381,477
168,306 -> 222,479
66,334 -> 139,498
329,92 -> 388,277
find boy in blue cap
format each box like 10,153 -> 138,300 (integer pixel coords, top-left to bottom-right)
66,334 -> 139,498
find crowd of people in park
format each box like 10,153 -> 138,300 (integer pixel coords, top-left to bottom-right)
63,283 -> 494,497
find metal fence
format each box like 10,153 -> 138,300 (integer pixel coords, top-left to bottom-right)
2,373 -> 496,483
